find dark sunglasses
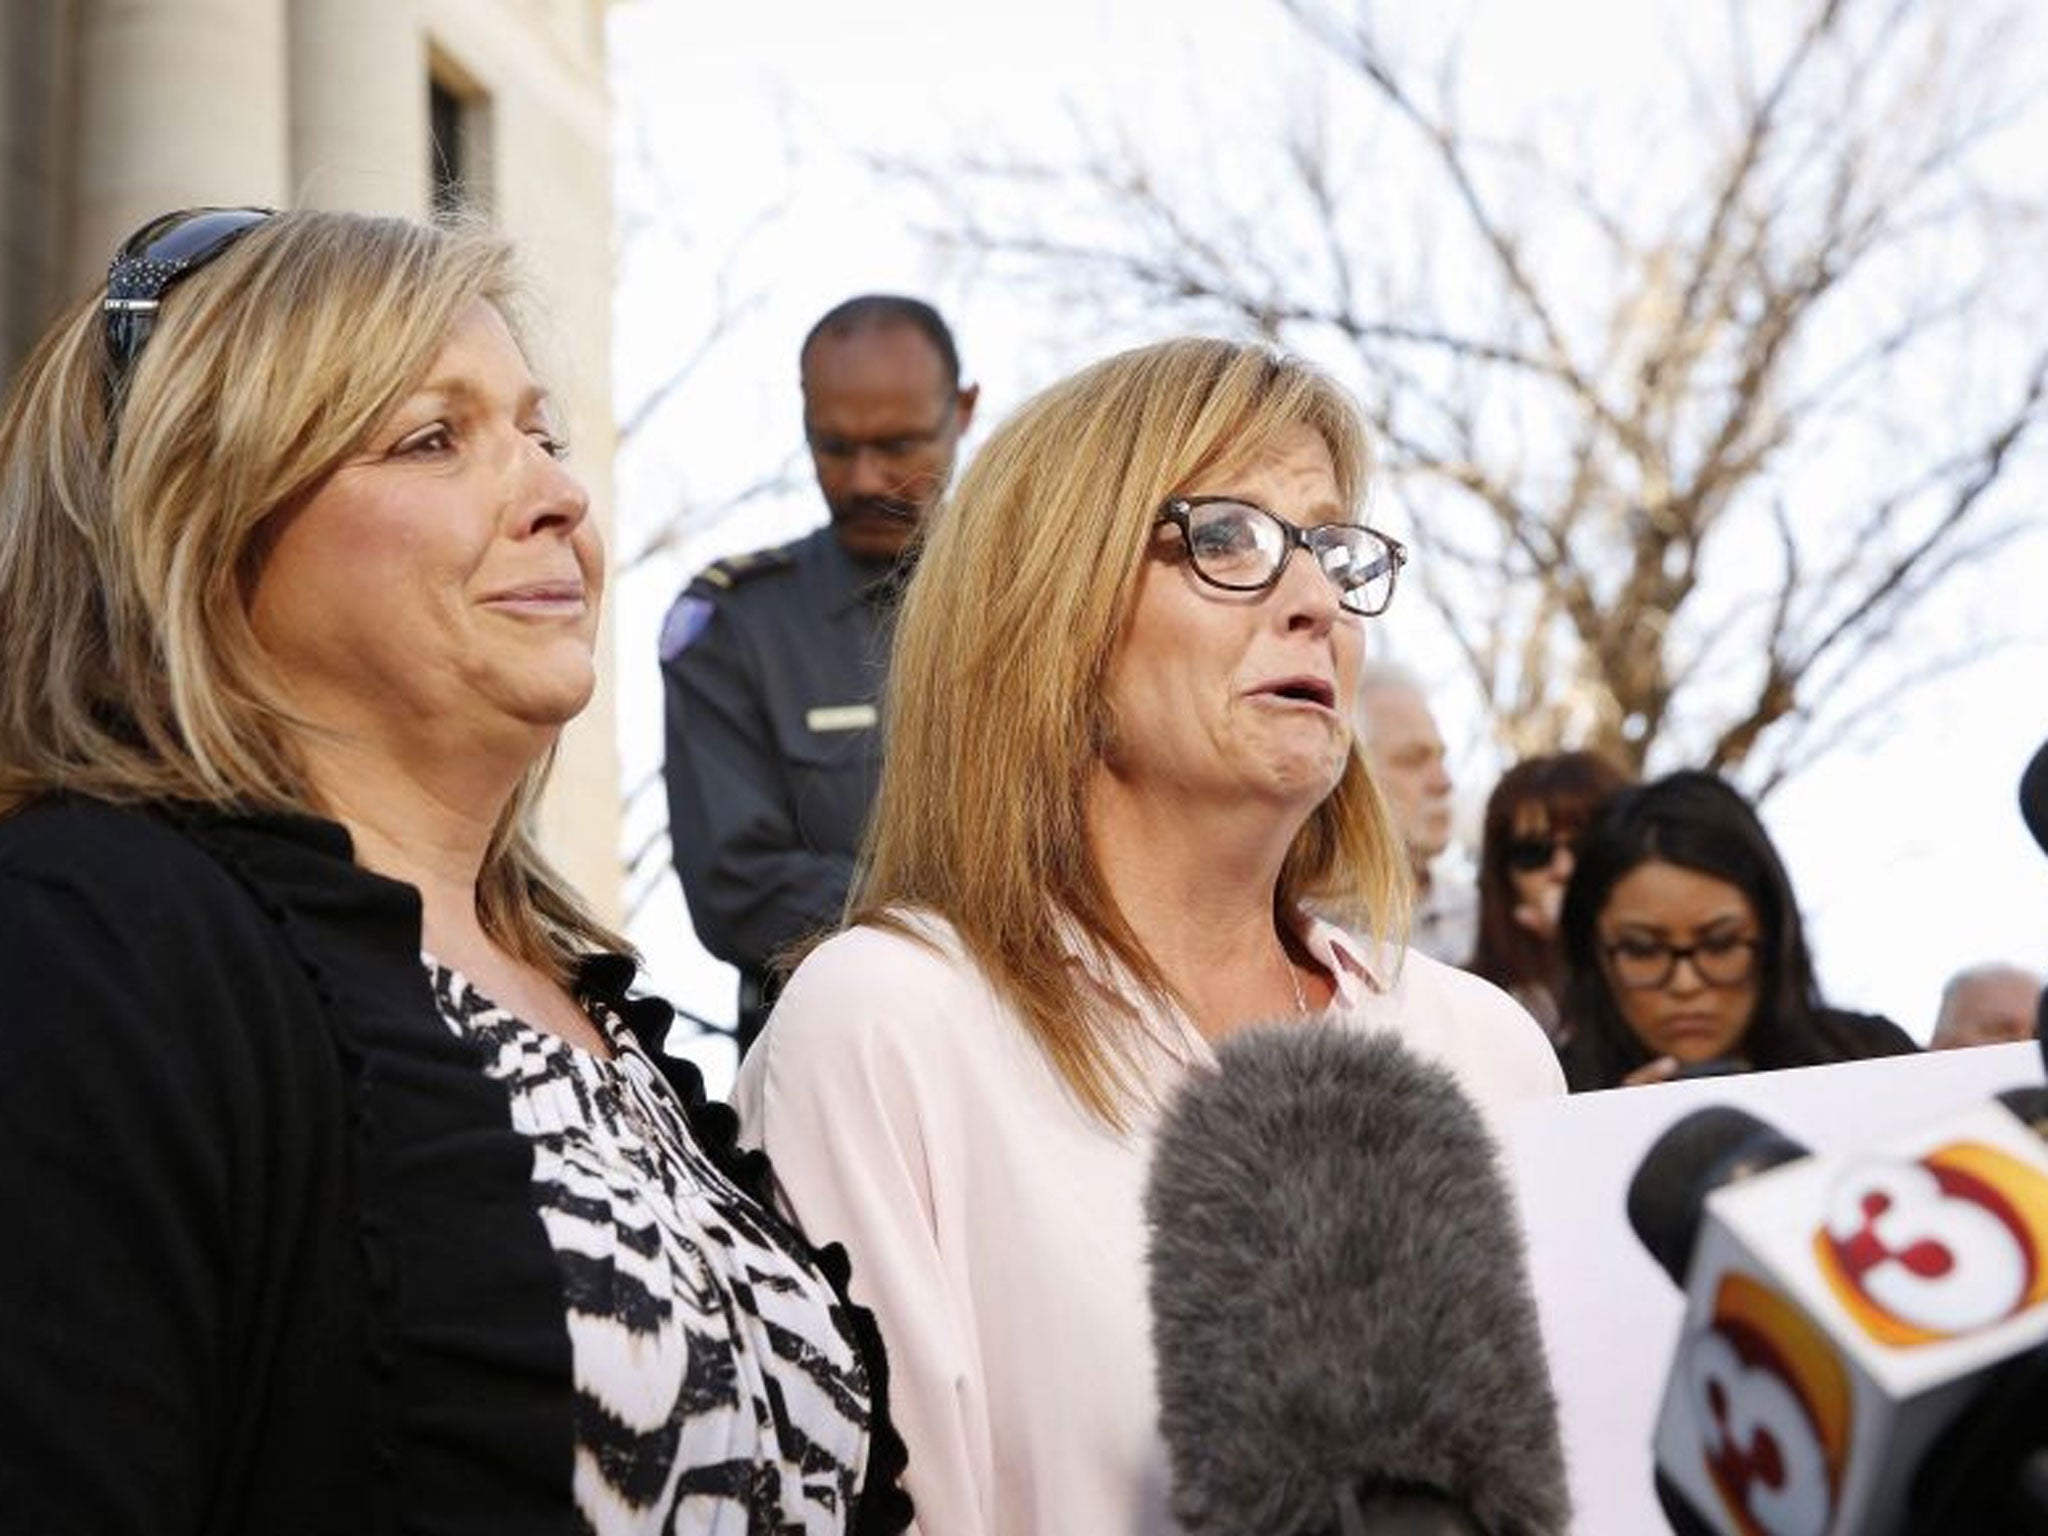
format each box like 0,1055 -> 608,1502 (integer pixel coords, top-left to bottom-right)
103,206 -> 276,389
1505,833 -> 1575,873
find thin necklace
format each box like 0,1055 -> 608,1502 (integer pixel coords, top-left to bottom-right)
1284,948 -> 1310,1018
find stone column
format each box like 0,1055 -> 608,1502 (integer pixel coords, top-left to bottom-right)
289,0 -> 428,215
70,0 -> 289,290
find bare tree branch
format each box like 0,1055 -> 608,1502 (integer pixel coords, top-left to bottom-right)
895,0 -> 2047,788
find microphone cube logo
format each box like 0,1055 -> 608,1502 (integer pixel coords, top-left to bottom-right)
1683,1271 -> 1849,1536
1652,1104 -> 2048,1536
1814,1140 -> 2048,1345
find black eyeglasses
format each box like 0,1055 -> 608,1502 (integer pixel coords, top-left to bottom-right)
1603,933 -> 1760,991
1156,497 -> 1406,617
104,206 -> 276,387
1506,834 -> 1575,873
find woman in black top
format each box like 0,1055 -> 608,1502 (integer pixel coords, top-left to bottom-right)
0,208 -> 907,1535
1556,770 -> 1917,1092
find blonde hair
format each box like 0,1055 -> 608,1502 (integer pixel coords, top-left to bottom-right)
0,209 -> 624,978
852,337 -> 1410,1124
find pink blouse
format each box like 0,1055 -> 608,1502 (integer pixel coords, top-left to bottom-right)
733,910 -> 1564,1536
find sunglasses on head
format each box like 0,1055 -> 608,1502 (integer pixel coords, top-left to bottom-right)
1505,833 -> 1575,873
103,206 -> 276,391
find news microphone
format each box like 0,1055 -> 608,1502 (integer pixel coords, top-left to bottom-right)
1146,1024 -> 1569,1536
2020,735 -> 2048,860
2024,736 -> 2048,1069
1627,1105 -> 1811,1290
1628,1096 -> 2048,1536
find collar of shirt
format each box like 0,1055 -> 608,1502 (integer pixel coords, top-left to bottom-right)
1297,914 -> 1390,1007
809,526 -> 914,619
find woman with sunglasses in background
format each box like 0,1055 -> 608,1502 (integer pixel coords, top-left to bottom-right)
732,338 -> 1565,1534
1555,769 -> 1917,1091
1467,750 -> 1631,1042
0,209 -> 906,1535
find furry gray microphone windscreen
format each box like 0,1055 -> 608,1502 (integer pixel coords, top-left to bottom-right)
1145,1024 -> 1570,1536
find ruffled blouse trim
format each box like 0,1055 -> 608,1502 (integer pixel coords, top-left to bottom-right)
579,953 -> 916,1535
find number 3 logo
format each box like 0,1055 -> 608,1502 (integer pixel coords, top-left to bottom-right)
1816,1141 -> 2048,1344
1688,1273 -> 1849,1536
1688,1329 -> 1833,1536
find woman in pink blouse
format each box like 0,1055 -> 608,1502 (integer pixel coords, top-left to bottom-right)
734,338 -> 1564,1535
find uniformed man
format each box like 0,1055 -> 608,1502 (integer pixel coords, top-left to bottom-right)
660,295 -> 977,1052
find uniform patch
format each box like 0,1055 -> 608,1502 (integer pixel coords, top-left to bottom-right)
659,596 -> 715,662
806,703 -> 879,733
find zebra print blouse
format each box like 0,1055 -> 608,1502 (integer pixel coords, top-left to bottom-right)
425,959 -> 871,1534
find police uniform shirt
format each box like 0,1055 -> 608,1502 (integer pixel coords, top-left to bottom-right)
660,524 -> 897,979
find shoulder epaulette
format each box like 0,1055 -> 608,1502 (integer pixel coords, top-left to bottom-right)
690,542 -> 798,592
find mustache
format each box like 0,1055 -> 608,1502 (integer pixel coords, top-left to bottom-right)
833,495 -> 921,524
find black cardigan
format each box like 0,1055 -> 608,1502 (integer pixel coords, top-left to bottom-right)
0,797 -> 909,1535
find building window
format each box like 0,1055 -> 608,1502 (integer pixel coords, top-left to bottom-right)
427,59 -> 491,215
429,78 -> 467,214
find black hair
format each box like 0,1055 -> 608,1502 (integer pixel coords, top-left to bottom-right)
800,294 -> 962,390
1557,769 -> 1834,1088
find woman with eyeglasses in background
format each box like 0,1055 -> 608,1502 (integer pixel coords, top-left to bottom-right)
1555,769 -> 1917,1091
0,209 -> 906,1535
732,338 -> 1565,1534
1467,750 -> 1631,1042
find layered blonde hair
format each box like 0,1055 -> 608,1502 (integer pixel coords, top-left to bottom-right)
0,209 -> 624,978
851,337 -> 1410,1124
